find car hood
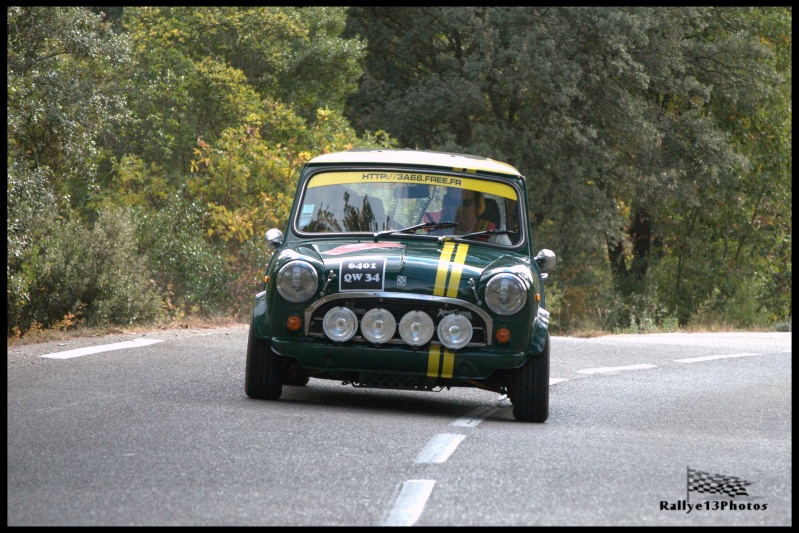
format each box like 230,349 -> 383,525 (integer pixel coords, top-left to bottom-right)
276,238 -> 532,299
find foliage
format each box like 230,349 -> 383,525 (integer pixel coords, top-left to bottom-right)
6,6 -> 789,337
7,6 -> 141,334
344,6 -> 792,329
10,207 -> 162,334
8,6 -> 392,335
132,200 -> 233,318
7,6 -> 132,215
7,162 -> 56,334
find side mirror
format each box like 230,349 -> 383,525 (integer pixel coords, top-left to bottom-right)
265,228 -> 284,251
534,249 -> 556,272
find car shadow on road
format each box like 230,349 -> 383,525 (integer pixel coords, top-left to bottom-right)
252,378 -> 509,421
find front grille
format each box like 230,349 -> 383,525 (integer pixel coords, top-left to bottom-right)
306,294 -> 489,347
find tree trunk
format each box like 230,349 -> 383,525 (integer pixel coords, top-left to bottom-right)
607,203 -> 652,296
629,204 -> 652,284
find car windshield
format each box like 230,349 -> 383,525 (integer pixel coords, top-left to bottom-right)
295,170 -> 522,246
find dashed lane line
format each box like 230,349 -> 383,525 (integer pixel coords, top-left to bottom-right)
385,349 -> 773,525
384,434 -> 465,526
575,363 -> 658,375
415,433 -> 466,464
381,479 -> 436,527
674,352 -> 760,363
38,338 -> 164,359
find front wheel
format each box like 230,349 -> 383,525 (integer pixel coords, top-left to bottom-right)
245,322 -> 282,400
510,333 -> 550,422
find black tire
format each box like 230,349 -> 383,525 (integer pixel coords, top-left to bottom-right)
511,333 -> 550,422
245,322 -> 282,400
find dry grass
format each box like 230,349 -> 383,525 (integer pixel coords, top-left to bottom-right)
679,323 -> 774,333
6,316 -> 247,349
560,328 -> 608,338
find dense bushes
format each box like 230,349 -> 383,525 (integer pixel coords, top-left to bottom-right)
7,201 -> 271,336
133,200 -> 235,319
8,206 -> 162,335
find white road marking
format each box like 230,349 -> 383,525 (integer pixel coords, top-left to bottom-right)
550,377 -> 569,384
575,364 -> 657,374
674,353 -> 760,363
451,406 -> 495,427
415,433 -> 466,464
381,479 -> 435,527
39,338 -> 164,359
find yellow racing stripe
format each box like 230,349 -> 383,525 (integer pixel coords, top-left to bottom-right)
434,242 -> 456,296
430,243 -> 470,378
427,346 -> 455,379
441,349 -> 455,378
435,243 -> 471,297
446,244 -> 469,298
427,345 -> 442,377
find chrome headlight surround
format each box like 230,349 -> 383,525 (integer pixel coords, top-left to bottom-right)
322,306 -> 358,342
360,308 -> 397,344
276,260 -> 318,303
484,273 -> 526,315
437,313 -> 473,350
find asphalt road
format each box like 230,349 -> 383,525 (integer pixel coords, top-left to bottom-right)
7,328 -> 792,526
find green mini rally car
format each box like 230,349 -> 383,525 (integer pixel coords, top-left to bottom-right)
245,149 -> 556,422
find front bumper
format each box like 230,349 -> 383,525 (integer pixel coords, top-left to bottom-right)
270,337 -> 527,380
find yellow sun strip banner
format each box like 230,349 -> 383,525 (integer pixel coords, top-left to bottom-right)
446,244 -> 469,298
441,349 -> 455,378
434,242 -> 456,296
427,345 -> 442,377
306,171 -> 517,200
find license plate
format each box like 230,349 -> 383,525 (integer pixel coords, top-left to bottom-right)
339,258 -> 386,291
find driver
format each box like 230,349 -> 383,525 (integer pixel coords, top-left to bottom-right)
435,188 -> 511,245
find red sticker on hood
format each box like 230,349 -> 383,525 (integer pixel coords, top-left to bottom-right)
322,242 -> 404,256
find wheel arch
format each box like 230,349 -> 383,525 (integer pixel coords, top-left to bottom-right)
252,290 -> 271,340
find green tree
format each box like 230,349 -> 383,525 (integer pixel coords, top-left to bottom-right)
7,7 -> 141,334
111,6 -> 365,177
344,7 -> 790,329
653,7 -> 792,325
102,7 -> 395,320
7,6 -> 399,335
7,6 -> 132,214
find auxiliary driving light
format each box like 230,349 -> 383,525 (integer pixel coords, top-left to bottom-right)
322,306 -> 358,342
437,313 -> 473,350
360,308 -> 396,344
398,310 -> 434,347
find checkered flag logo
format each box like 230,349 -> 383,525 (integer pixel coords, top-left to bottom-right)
688,468 -> 752,498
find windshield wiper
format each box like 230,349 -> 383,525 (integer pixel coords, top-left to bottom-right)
439,229 -> 517,242
373,221 -> 457,242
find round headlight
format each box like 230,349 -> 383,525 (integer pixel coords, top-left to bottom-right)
437,313 -> 473,350
276,260 -> 318,302
398,310 -> 434,346
485,273 -> 526,315
361,308 -> 397,344
323,306 -> 358,342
